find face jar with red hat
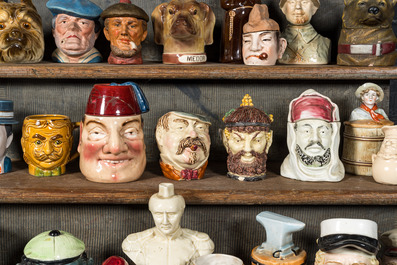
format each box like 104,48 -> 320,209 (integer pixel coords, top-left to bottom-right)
280,89 -> 345,182
78,81 -> 149,183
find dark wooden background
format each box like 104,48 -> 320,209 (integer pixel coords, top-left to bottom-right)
0,0 -> 396,265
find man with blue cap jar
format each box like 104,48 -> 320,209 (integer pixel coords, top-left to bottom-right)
46,0 -> 103,63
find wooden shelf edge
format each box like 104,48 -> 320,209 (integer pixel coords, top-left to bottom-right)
1,62 -> 397,80
1,162 -> 397,205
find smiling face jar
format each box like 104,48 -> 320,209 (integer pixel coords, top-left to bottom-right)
78,82 -> 149,183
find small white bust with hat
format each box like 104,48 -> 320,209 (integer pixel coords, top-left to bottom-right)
242,4 -> 287,66
349,83 -> 389,123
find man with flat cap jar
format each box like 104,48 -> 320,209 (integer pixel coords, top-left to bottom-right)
279,0 -> 330,64
280,89 -> 344,182
78,82 -> 149,183
101,0 -> 149,64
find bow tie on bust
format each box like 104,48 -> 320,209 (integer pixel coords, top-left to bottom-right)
181,169 -> 199,180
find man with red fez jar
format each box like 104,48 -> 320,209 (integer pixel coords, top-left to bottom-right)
78,82 -> 149,183
280,89 -> 345,182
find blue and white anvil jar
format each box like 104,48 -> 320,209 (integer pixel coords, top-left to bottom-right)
17,230 -> 94,265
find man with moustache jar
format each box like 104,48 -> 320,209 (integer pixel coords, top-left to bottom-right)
279,0 -> 330,64
281,89 -> 345,182
222,94 -> 273,181
101,0 -> 149,64
155,111 -> 211,181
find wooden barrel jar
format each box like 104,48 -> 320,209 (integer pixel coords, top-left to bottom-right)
342,120 -> 393,176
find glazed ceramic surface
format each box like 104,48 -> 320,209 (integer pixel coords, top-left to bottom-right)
281,89 -> 344,182
251,211 -> 306,265
151,0 -> 216,64
101,1 -> 149,64
122,183 -> 214,265
242,4 -> 287,66
222,94 -> 273,181
46,0 -> 103,63
21,114 -> 79,177
0,0 -> 44,63
78,82 -> 149,183
156,111 -> 211,180
220,0 -> 261,63
314,249 -> 379,265
17,230 -> 93,265
372,126 -> 397,185
278,0 -> 331,64
0,100 -> 18,174
337,0 -> 397,66
381,223 -> 397,265
192,254 -> 243,265
102,256 -> 129,265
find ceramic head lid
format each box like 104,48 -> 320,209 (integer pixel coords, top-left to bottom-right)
317,218 -> 379,255
85,82 -> 149,116
256,211 -> 305,259
0,100 -> 18,125
279,0 -> 320,8
23,230 -> 86,262
243,4 -> 280,33
355,83 -> 384,102
100,0 -> 149,22
46,0 -> 103,20
289,89 -> 340,123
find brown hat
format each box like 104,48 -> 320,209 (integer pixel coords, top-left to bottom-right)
101,0 -> 149,22
243,4 -> 280,33
279,0 -> 320,8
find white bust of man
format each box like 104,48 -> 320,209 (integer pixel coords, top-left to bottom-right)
280,89 -> 345,182
122,183 -> 214,265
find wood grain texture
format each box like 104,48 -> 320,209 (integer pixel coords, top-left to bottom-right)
2,161 -> 396,205
0,62 -> 396,80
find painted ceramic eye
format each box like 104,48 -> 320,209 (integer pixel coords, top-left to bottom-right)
54,140 -> 62,145
35,140 -> 42,145
0,23 -> 5,30
168,8 -> 175,15
22,22 -> 31,29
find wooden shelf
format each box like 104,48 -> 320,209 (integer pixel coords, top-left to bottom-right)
1,62 -> 397,80
1,161 -> 396,205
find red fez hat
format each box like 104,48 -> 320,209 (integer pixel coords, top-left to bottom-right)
290,89 -> 339,122
86,84 -> 142,116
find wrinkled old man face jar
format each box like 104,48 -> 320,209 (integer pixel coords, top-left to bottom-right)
78,82 -> 149,183
0,0 -> 44,63
17,230 -> 93,265
242,4 -> 287,66
222,94 -> 273,181
251,211 -> 307,265
156,111 -> 211,180
122,183 -> 215,265
151,0 -> 216,64
315,218 -> 379,265
46,0 -> 103,63
278,0 -> 331,64
101,0 -> 149,65
280,89 -> 345,182
21,114 -> 79,177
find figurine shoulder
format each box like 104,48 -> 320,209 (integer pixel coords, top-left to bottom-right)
182,229 -> 214,254
122,229 -> 154,250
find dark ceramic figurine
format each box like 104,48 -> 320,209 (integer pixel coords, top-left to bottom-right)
78,82 -> 149,183
220,0 -> 261,63
101,0 -> 149,64
0,0 -> 44,63
222,94 -> 273,181
0,100 -> 18,174
17,230 -> 93,265
46,0 -> 103,63
338,0 -> 397,66
152,0 -> 216,64
251,211 -> 307,265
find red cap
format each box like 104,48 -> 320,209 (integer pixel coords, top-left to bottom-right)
102,256 -> 128,265
290,90 -> 338,122
85,84 -> 140,116
120,0 -> 131,3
